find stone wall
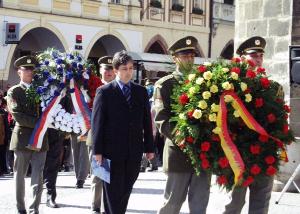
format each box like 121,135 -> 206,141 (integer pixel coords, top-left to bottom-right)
235,0 -> 300,191
234,0 -> 292,98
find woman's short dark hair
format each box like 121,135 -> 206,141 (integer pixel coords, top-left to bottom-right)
112,50 -> 134,70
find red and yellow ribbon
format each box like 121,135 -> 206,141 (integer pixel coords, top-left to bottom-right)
217,91 -> 286,185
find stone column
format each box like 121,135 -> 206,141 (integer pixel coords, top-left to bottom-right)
235,0 -> 300,192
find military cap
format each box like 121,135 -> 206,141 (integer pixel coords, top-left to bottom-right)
98,56 -> 113,69
168,36 -> 198,55
14,56 -> 38,69
236,36 -> 266,56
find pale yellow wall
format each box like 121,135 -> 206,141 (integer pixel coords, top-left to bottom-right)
211,22 -> 235,59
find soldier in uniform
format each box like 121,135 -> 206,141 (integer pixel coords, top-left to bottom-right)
223,36 -> 281,214
7,56 -> 48,214
153,36 -> 211,214
89,56 -> 115,214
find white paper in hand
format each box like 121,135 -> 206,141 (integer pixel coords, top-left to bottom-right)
91,157 -> 111,183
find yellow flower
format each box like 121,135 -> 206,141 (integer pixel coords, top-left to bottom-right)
210,85 -> 218,93
196,77 -> 204,85
192,109 -> 202,119
209,113 -> 217,122
202,91 -> 211,100
233,110 -> 240,118
211,103 -> 219,112
203,71 -> 212,80
240,82 -> 247,91
245,93 -> 252,102
179,113 -> 186,120
189,87 -> 197,95
188,74 -> 196,81
212,127 -> 221,134
222,81 -> 231,90
224,95 -> 233,103
198,100 -> 208,109
231,72 -> 239,80
222,67 -> 229,73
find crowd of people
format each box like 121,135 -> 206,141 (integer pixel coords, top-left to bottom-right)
0,35 -> 281,214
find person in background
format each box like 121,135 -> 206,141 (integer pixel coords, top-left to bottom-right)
0,94 -> 9,176
88,56 -> 115,214
43,95 -> 72,208
154,36 -> 211,214
92,50 -> 154,214
140,79 -> 158,172
7,56 -> 48,214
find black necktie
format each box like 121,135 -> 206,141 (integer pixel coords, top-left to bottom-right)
122,84 -> 131,105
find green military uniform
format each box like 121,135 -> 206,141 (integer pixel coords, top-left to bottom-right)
154,37 -> 211,214
224,36 -> 277,214
7,56 -> 48,214
153,72 -> 193,173
8,84 -> 48,151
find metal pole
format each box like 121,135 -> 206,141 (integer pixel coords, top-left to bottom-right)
275,163 -> 300,204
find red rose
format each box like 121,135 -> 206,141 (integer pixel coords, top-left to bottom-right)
250,164 -> 261,175
266,166 -> 277,176
260,77 -> 270,89
178,142 -> 185,150
187,110 -> 194,119
283,105 -> 291,113
201,141 -> 211,152
218,157 -> 229,168
255,98 -> 264,108
244,88 -> 252,94
211,135 -> 220,142
276,140 -> 284,148
250,144 -> 261,155
185,136 -> 194,144
267,113 -> 276,123
198,65 -> 207,73
199,152 -> 207,160
258,135 -> 269,143
247,59 -> 256,67
246,70 -> 256,78
231,57 -> 241,63
283,124 -> 289,134
185,80 -> 190,84
242,176 -> 254,187
201,159 -> 210,169
265,156 -> 276,165
257,67 -> 266,74
231,67 -> 241,75
284,114 -> 289,120
217,175 -> 228,185
179,93 -> 189,105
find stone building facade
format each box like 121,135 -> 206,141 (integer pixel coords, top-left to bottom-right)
235,0 -> 300,190
0,0 -> 235,87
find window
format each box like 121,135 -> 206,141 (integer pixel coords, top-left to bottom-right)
111,0 -> 121,4
224,0 -> 234,5
193,0 -> 201,8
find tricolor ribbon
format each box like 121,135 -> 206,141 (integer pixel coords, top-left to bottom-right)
27,89 -> 66,151
217,90 -> 287,185
69,79 -> 91,136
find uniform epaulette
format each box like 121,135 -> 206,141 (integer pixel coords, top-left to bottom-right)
154,74 -> 174,88
8,84 -> 21,94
